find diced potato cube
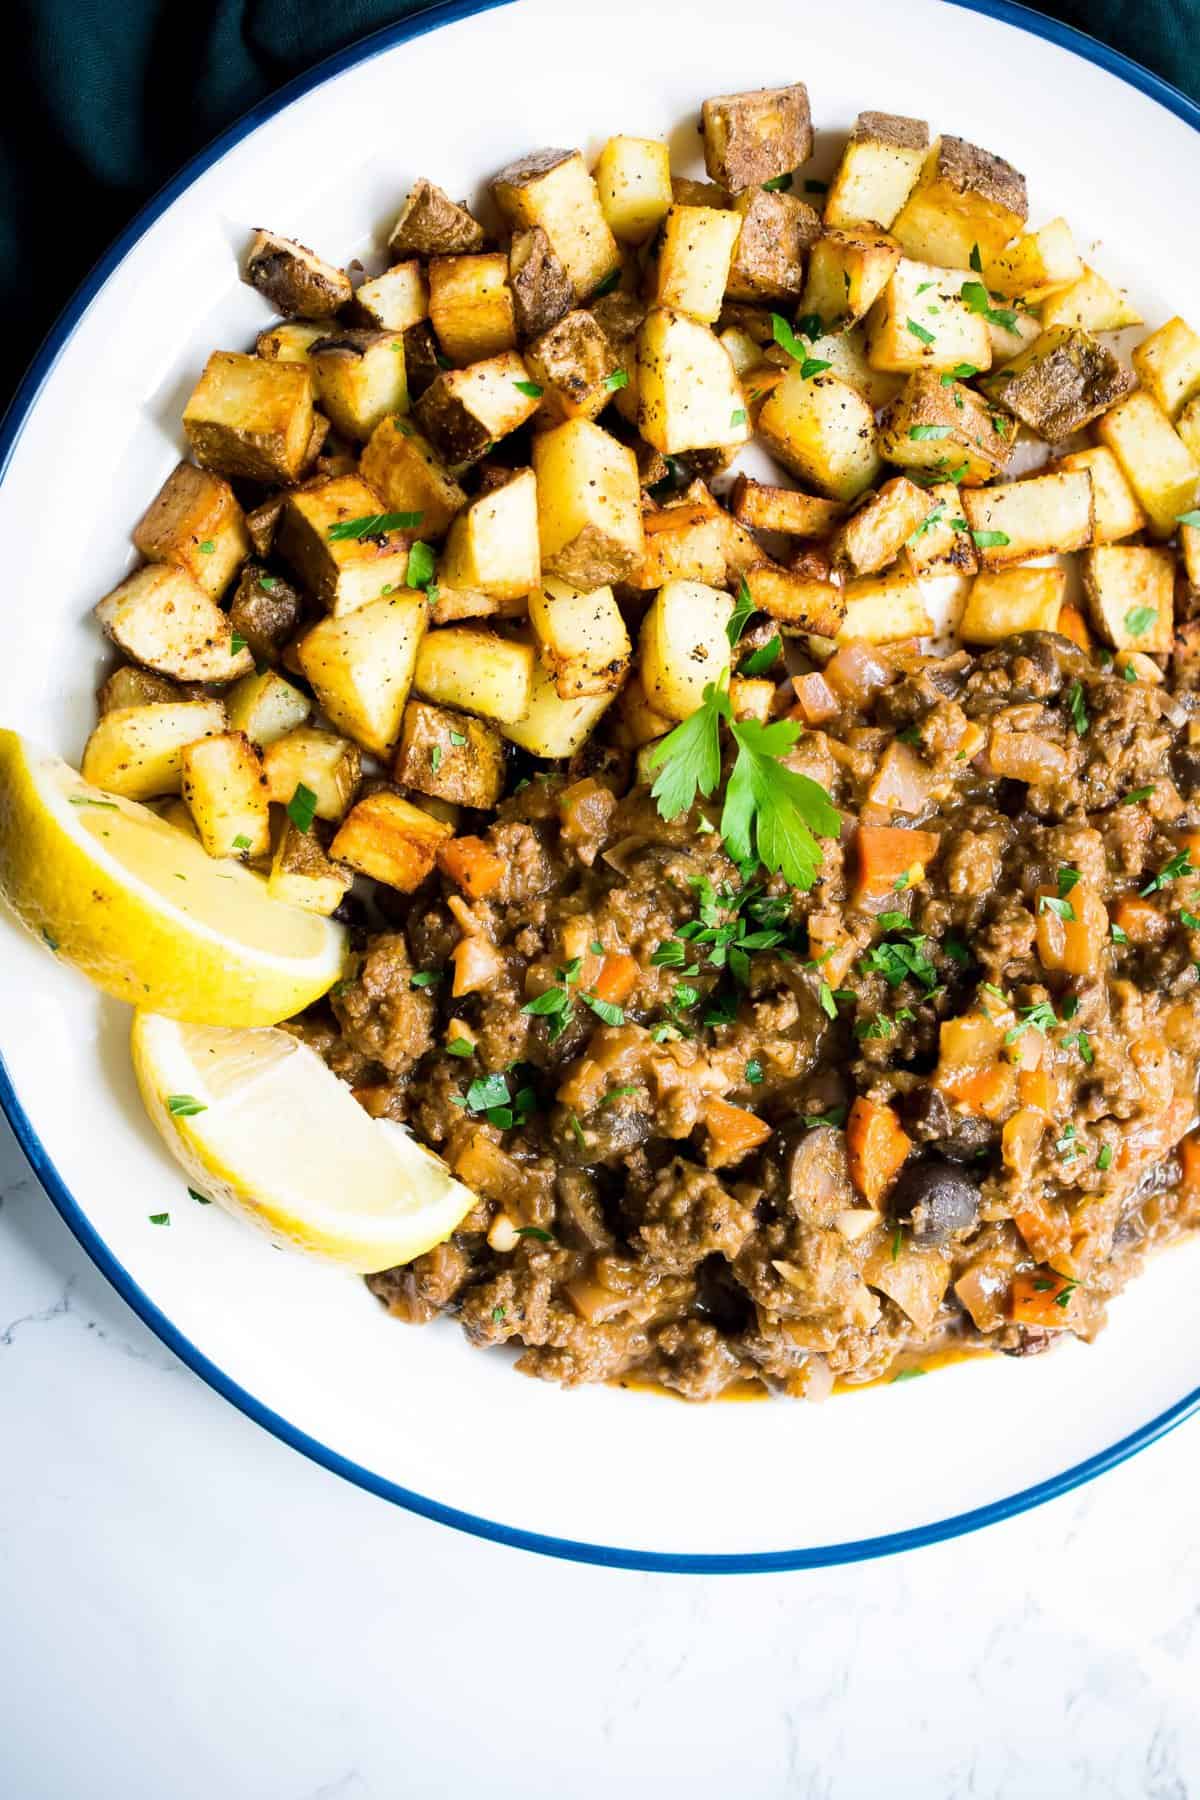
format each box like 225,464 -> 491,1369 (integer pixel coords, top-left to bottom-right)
491,149 -> 620,298
440,468 -> 540,601
414,350 -> 541,469
80,700 -> 228,800
724,191 -> 818,303
95,564 -> 252,684
757,366 -> 881,501
802,228 -> 901,330
742,564 -> 845,636
1178,396 -> 1200,466
700,84 -> 812,193
831,476 -> 930,576
878,370 -> 1014,485
1082,545 -> 1175,652
532,417 -> 644,584
255,321 -> 328,365
834,572 -> 932,643
981,326 -> 1134,441
413,626 -> 535,724
528,577 -> 631,698
801,325 -> 905,411
354,260 -> 429,331
719,327 -> 766,375
611,671 -> 675,749
132,462 -> 250,599
636,308 -> 750,455
1039,266 -> 1142,332
329,790 -> 452,891
1057,447 -> 1147,544
729,677 -> 776,723
984,307 -> 1043,364
959,567 -> 1066,644
183,350 -> 314,484
524,309 -> 620,421
1096,390 -> 1200,537
866,258 -> 992,373
633,505 -> 727,589
654,206 -> 742,324
262,728 -> 361,821
296,593 -> 427,754
501,660 -> 619,757
98,666 -> 183,714
268,820 -> 352,915
360,417 -> 466,539
639,579 -> 732,720
960,469 -> 1094,568
310,331 -> 407,440
428,253 -> 517,364
277,473 -> 416,615
427,585 -> 525,626
225,669 -> 311,746
1181,523 -> 1200,588
1132,317 -> 1200,421
243,229 -> 350,318
393,700 -> 506,808
594,136 -> 673,244
891,135 -> 1028,268
508,226 -> 574,341
981,218 -> 1082,302
388,179 -> 485,256
902,482 -> 976,579
730,475 -> 845,537
824,111 -> 929,231
180,731 -> 270,859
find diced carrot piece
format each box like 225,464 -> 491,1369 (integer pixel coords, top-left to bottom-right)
1110,896 -> 1168,946
438,835 -> 505,899
1012,1195 -> 1071,1263
846,1097 -> 912,1205
1055,603 -> 1091,653
1010,1268 -> 1079,1329
1002,1107 -> 1045,1178
946,1065 -> 1014,1118
1017,1069 -> 1054,1114
1180,1135 -> 1200,1197
593,951 -> 639,1005
703,1098 -> 773,1169
1035,881 -> 1106,976
852,825 -> 940,907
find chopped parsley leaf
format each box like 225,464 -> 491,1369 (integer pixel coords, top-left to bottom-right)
1065,681 -> 1089,737
286,782 -> 318,834
745,1058 -> 764,1085
167,1095 -> 206,1117
905,317 -> 935,345
327,510 -> 421,540
1124,605 -> 1158,637
513,379 -> 544,397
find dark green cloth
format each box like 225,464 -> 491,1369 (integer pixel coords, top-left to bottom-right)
1,0 -> 1196,411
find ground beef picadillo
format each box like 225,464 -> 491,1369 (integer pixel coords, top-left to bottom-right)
293,630 -> 1200,1399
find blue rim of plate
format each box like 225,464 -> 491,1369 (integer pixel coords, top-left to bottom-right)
1,0 -> 1198,1574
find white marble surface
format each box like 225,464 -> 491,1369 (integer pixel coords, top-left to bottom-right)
1,1110 -> 1198,1800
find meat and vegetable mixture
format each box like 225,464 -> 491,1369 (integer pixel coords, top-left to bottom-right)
82,83 -> 1200,1397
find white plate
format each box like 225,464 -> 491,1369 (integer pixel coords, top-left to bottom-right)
2,0 -> 1198,1572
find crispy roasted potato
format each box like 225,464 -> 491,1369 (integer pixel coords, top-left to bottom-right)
891,134 -> 1028,268
633,501 -> 727,589
501,659 -> 620,757
961,469 -> 1093,568
244,493 -> 287,558
428,253 -> 518,364
96,564 -> 252,685
1057,447 -> 1147,544
243,229 -> 351,319
330,790 -> 452,891
1132,316 -> 1200,421
401,320 -> 445,401
725,190 -> 818,303
491,149 -> 620,298
757,365 -> 881,501
507,226 -> 574,342
980,218 -> 1082,303
878,370 -> 1015,486
414,625 -> 536,724
309,331 -> 407,440
255,321 -> 329,365
654,205 -> 743,323
228,563 -> 306,664
742,563 -> 846,636
1038,266 -> 1142,332
636,308 -> 749,455
594,136 -> 673,245
132,462 -> 250,600
729,474 -> 845,538
183,351 -> 314,485
1082,545 -> 1175,652
414,350 -> 542,469
262,727 -> 361,821
276,473 -> 416,615
388,179 -> 486,256
610,669 -> 675,749
98,665 -> 184,714
524,309 -> 619,421
589,289 -> 646,423
296,592 -> 427,754
1096,390 -> 1200,538
700,84 -> 813,193
639,579 -> 732,719
360,417 -> 466,539
180,730 -> 271,859
225,669 -> 312,746
533,417 -> 644,584
802,227 -> 901,330
959,567 -> 1066,643
353,260 -> 430,332
798,324 -> 904,411
440,468 -> 540,601
81,700 -> 228,799
902,481 -> 977,580
529,578 -> 631,698
831,476 -> 930,576
865,257 -> 992,373
393,700 -> 507,808
268,819 -> 352,914
824,111 -> 929,231
834,572 -> 933,643
981,326 -> 1134,441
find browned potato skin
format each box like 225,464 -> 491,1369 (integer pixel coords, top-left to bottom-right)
359,419 -> 466,540
509,227 -> 574,341
183,352 -> 313,486
329,789 -> 452,891
243,230 -> 352,319
741,563 -> 845,637
981,326 -> 1136,441
132,461 -> 250,596
228,563 -> 306,665
389,179 -> 486,256
393,701 -> 507,808
853,110 -> 929,153
701,84 -> 813,193
98,665 -> 187,714
935,135 -> 1027,224
245,493 -> 287,557
730,474 -> 845,537
878,371 -> 1016,485
525,309 -> 619,420
402,321 -> 445,401
414,375 -> 494,466
273,817 -> 353,893
725,191 -> 819,302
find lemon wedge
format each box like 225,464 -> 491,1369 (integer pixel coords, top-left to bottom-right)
132,1012 -> 478,1271
0,730 -> 346,1026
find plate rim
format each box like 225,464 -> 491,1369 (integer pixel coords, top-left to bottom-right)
1,0 -> 1197,1574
